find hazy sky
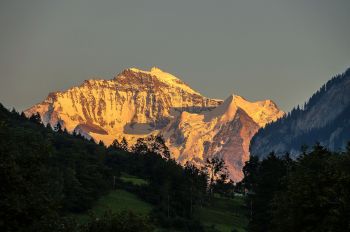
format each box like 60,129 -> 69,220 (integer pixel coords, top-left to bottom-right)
0,0 -> 349,111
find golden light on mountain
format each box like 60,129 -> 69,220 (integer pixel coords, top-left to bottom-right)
25,67 -> 284,181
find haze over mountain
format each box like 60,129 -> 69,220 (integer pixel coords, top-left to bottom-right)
25,67 -> 284,181
250,68 -> 350,158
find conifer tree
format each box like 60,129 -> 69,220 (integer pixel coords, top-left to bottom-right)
54,122 -> 63,133
120,137 -> 129,151
29,112 -> 41,124
111,139 -> 121,150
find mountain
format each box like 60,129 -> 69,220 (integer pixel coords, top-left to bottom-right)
250,68 -> 350,159
25,67 -> 221,144
162,94 -> 284,180
25,67 -> 284,181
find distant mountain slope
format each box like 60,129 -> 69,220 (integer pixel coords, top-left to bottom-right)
25,67 -> 284,181
163,94 -> 283,181
250,68 -> 350,158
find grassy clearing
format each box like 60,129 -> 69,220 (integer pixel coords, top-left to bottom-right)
197,196 -> 248,232
73,172 -> 248,231
120,172 -> 149,186
74,189 -> 152,223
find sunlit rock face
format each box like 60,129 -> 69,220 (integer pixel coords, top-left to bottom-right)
25,67 -> 284,181
163,94 -> 284,181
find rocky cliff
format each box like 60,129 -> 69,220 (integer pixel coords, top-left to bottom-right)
25,67 -> 284,181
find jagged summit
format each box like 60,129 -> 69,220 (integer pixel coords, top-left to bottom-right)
129,66 -> 164,74
205,94 -> 238,122
116,67 -> 202,96
205,94 -> 284,126
25,67 -> 284,181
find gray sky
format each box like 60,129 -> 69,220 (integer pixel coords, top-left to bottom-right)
0,0 -> 349,112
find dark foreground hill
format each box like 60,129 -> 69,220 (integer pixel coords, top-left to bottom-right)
0,103 -> 247,232
242,144 -> 350,231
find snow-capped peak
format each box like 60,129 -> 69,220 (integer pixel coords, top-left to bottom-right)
232,96 -> 285,127
204,93 -> 284,126
205,94 -> 236,120
120,67 -> 202,96
150,66 -> 164,73
25,66 -> 285,182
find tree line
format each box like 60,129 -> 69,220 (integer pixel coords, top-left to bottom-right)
0,104 -> 235,232
241,143 -> 350,232
251,68 -> 350,157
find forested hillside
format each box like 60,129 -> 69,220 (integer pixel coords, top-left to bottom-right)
0,104 -> 112,231
0,103 -> 244,232
242,144 -> 350,231
250,68 -> 350,158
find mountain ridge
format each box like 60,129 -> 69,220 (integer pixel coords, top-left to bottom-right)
25,67 -> 284,181
250,67 -> 350,158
